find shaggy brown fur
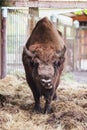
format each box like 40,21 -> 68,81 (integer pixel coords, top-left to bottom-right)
26,17 -> 64,51
22,17 -> 66,113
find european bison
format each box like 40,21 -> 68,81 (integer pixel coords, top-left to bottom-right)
22,17 -> 66,113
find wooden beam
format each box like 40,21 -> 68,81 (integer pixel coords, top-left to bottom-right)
14,1 -> 87,8
72,15 -> 87,22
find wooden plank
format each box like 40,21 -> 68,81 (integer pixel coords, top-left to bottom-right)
72,15 -> 87,22
14,1 -> 87,8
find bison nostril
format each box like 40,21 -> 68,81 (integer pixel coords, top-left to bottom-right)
48,83 -> 51,86
41,79 -> 51,83
40,78 -> 52,88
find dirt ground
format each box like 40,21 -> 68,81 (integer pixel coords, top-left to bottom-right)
0,72 -> 87,130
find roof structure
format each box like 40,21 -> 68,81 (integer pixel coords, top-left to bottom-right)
61,9 -> 87,21
1,1 -> 87,8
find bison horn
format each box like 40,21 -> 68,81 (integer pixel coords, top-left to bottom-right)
56,45 -> 66,57
23,46 -> 34,57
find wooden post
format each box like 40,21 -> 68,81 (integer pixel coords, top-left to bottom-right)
28,7 -> 39,35
64,26 -> 67,72
29,7 -> 39,17
0,9 -> 1,78
74,28 -> 79,71
1,8 -> 7,78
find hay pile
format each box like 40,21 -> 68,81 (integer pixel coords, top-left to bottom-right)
0,75 -> 87,130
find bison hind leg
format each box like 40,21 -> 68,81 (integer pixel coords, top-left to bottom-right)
44,98 -> 53,114
44,93 -> 57,114
44,103 -> 53,114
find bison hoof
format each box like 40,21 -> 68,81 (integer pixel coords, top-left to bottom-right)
33,104 -> 42,113
0,94 -> 7,107
44,107 -> 53,114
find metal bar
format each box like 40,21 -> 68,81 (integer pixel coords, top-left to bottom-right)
14,1 -> 87,8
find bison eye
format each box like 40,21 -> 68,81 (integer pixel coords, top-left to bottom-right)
54,61 -> 61,67
30,60 -> 38,68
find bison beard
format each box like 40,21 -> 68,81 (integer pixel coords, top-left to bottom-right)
22,17 -> 66,114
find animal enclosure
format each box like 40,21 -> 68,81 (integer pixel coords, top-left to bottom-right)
0,6 -> 87,130
1,8 -> 87,77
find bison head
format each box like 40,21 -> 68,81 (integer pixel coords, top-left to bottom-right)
24,43 -> 66,90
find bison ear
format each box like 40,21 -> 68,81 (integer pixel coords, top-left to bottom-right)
56,45 -> 66,58
57,30 -> 62,37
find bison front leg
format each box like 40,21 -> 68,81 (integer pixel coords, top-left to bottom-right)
33,95 -> 42,113
25,76 -> 42,113
29,87 -> 41,113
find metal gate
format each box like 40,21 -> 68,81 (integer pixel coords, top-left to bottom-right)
7,8 -> 40,75
7,9 -> 28,74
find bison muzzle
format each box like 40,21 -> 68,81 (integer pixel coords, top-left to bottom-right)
22,17 -> 66,114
